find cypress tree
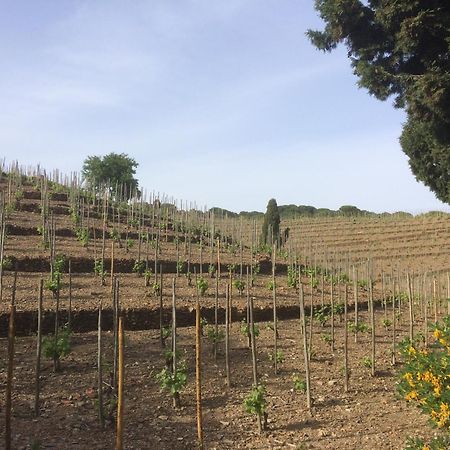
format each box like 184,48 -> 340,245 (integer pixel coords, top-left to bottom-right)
262,199 -> 280,246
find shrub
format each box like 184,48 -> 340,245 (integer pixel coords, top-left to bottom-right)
268,350 -> 284,365
240,320 -> 260,338
42,327 -> 72,360
244,384 -> 266,417
155,363 -> 187,397
1,256 -> 13,271
287,265 -> 299,289
196,277 -> 208,296
398,317 -> 450,435
234,278 -> 245,294
94,259 -> 106,277
314,305 -> 331,326
293,374 -> 307,393
132,259 -> 145,275
75,228 -> 89,247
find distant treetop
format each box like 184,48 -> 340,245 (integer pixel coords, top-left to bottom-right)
82,152 -> 139,200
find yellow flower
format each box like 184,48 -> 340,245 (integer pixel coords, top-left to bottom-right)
407,346 -> 417,356
434,329 -> 442,340
403,372 -> 415,387
405,390 -> 418,401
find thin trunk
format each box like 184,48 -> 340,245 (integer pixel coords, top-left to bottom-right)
225,284 -> 231,388
157,266 -> 163,347
196,295 -> 204,449
68,259 -> 72,329
115,316 -> 124,450
407,273 -> 414,342
5,272 -> 17,450
370,277 -> 376,377
272,244 -> 278,374
343,284 -> 349,392
34,279 -> 43,417
299,282 -> 311,410
98,298 -> 105,429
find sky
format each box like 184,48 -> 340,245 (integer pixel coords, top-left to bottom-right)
1,0 -> 448,214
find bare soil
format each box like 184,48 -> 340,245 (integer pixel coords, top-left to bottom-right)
0,313 -> 438,450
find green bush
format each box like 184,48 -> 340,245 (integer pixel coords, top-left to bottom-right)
42,327 -> 72,360
196,277 -> 208,296
244,384 -> 266,417
398,317 -> 450,433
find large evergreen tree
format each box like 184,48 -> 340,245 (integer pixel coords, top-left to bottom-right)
307,0 -> 450,204
262,198 -> 281,246
82,152 -> 139,200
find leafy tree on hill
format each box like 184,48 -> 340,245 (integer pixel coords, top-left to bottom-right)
82,152 -> 139,200
339,205 -> 362,217
307,0 -> 450,204
261,198 -> 280,246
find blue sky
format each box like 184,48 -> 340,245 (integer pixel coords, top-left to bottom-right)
1,0 -> 448,214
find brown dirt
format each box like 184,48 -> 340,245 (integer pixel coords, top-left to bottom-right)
0,312 -> 438,450
0,180 -> 448,449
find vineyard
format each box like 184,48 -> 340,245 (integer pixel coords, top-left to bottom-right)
0,163 -> 449,449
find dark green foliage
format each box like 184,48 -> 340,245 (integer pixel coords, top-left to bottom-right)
287,265 -> 299,289
155,363 -> 188,396
261,198 -> 280,245
240,320 -> 260,338
233,278 -> 245,294
46,254 -> 65,293
132,259 -> 145,275
75,228 -> 89,247
82,152 -> 139,200
196,277 -> 208,296
243,384 -> 266,417
339,205 -> 362,217
293,374 -> 307,393
401,117 -> 450,203
42,327 -> 72,360
268,350 -> 285,364
1,256 -> 13,270
404,436 -> 450,450
94,259 -> 106,277
308,0 -> 450,203
348,321 -> 370,334
314,305 -> 331,326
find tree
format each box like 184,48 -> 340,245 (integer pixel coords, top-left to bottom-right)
82,153 -> 139,200
261,198 -> 281,246
339,205 -> 362,217
307,0 -> 450,204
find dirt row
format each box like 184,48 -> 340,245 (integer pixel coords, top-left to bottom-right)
0,313 -> 439,449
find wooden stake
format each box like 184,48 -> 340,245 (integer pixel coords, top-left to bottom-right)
159,265 -> 164,347
68,259 -> 72,329
407,272 -> 414,342
370,276 -> 376,377
5,297 -> 16,450
196,295 -> 204,448
343,283 -> 349,392
225,284 -> 231,388
272,244 -> 278,374
34,279 -> 43,417
98,298 -> 105,429
299,281 -> 311,410
115,315 -> 124,450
